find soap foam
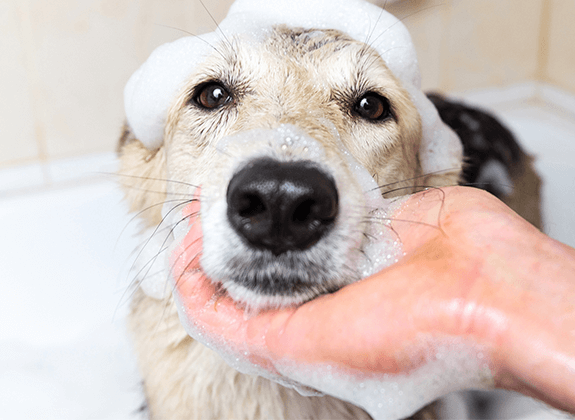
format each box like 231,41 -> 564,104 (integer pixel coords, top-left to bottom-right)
274,337 -> 493,420
124,0 -> 462,180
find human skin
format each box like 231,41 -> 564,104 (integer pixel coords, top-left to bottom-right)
171,186 -> 575,414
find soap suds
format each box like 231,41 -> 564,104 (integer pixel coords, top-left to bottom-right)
124,0 -> 462,181
275,337 -> 493,420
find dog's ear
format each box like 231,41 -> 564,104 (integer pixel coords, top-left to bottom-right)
117,122 -> 137,154
117,122 -> 167,227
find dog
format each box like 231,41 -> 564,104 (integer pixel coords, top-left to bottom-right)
117,1 -> 540,418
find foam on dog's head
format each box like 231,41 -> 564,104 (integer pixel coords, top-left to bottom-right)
124,0 -> 462,175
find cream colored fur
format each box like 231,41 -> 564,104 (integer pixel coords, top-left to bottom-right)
119,27 -> 456,419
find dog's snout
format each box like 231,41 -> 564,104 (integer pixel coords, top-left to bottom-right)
226,158 -> 338,255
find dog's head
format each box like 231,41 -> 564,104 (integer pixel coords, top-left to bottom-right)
119,0 -> 462,309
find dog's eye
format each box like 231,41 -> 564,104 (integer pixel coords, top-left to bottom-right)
354,92 -> 392,121
194,83 -> 232,109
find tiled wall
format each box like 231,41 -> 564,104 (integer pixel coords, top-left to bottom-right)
383,0 -> 563,92
1,0 -> 573,169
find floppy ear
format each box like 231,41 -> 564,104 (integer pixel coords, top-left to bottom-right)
117,122 -> 167,227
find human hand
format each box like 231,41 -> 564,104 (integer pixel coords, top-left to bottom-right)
169,186 -> 575,418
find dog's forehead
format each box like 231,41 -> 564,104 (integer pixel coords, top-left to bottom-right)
205,27 -> 391,87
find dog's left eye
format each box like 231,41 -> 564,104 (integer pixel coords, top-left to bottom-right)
354,92 -> 392,121
194,82 -> 232,110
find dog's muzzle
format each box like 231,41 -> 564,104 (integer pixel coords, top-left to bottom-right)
173,124 -> 404,309
227,158 -> 339,256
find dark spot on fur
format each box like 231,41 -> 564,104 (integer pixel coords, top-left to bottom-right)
427,93 -> 522,198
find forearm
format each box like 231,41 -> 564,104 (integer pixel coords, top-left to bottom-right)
489,233 -> 575,413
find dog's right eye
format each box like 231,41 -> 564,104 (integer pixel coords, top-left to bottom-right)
354,92 -> 392,121
194,82 -> 233,110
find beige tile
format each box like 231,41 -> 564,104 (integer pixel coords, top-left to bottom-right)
545,0 -> 575,95
0,0 -> 40,167
26,0 -> 234,160
444,0 -> 543,92
369,0 -> 449,91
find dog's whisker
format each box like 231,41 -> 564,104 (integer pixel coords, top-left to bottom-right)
360,215 -> 442,233
167,235 -> 203,278
122,207 -> 200,313
116,199 -> 195,249
121,185 -> 193,198
129,214 -> 195,294
370,167 -> 460,193
363,0 -> 389,47
125,200 -> 199,285
172,249 -> 203,291
112,171 -> 201,190
153,23 -> 199,38
198,0 -> 233,51
153,22 -> 229,62
148,237 -> 204,328
116,261 -> 173,315
129,210 -> 199,284
379,184 -> 435,196
367,3 -> 446,51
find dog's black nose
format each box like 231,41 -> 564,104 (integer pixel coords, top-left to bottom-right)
226,158 -> 339,256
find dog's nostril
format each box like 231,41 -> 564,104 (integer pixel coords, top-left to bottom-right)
292,199 -> 314,223
226,158 -> 338,255
238,194 -> 266,218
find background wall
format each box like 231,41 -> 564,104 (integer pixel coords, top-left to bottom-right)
1,0 -> 573,169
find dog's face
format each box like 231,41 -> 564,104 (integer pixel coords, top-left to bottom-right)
121,26 -> 452,309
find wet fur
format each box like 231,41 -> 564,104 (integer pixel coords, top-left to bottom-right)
118,26 -> 538,420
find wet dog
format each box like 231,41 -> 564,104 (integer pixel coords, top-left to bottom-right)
118,16 -> 540,420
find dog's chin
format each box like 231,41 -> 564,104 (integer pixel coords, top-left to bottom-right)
220,264 -> 345,310
222,279 -> 338,311
202,241 -> 358,310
